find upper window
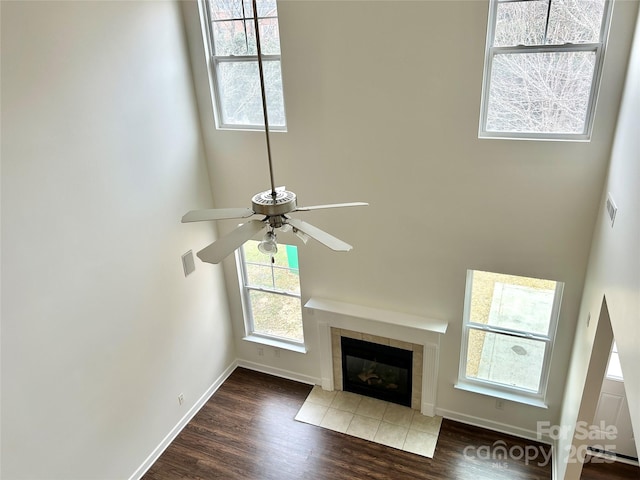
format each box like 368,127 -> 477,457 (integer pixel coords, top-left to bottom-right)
458,270 -> 563,404
203,0 -> 286,130
606,342 -> 623,380
236,240 -> 304,348
479,0 -> 613,140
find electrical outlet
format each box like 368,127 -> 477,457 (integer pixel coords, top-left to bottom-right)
275,348 -> 280,358
495,399 -> 505,410
178,393 -> 184,406
257,347 -> 264,356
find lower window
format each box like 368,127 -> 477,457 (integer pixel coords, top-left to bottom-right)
458,270 -> 563,401
236,240 -> 304,345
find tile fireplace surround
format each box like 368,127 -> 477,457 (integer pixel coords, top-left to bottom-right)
332,328 -> 423,410
305,298 -> 448,416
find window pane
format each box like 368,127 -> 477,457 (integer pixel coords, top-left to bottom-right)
217,60 -> 285,127
209,0 -> 277,20
238,0 -> 278,19
257,17 -> 281,55
486,51 -> 596,134
213,20 -> 254,56
273,268 -> 300,294
470,271 -> 557,335
494,0 -> 548,47
213,19 -> 280,56
253,0 -> 278,17
546,0 -> 606,45
467,329 -> 546,391
606,342 -> 623,380
246,263 -> 274,289
249,290 -> 303,342
210,0 -> 244,20
487,283 -> 555,334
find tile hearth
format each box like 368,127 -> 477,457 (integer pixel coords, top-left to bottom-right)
295,387 -> 442,458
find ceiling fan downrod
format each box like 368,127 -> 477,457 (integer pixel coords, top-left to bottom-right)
180,0 -> 368,265
251,0 -> 277,200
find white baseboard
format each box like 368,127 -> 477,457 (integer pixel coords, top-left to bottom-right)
436,407 -> 552,445
128,360 -> 238,480
437,407 -> 559,478
421,402 -> 436,417
236,359 -> 319,386
130,363 -> 564,480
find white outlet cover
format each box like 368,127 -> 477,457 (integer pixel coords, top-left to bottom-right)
182,250 -> 195,277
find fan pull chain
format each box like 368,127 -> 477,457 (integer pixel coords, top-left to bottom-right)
251,0 -> 277,200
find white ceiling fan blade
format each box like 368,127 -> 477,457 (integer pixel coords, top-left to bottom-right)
286,218 -> 352,251
196,220 -> 265,264
182,207 -> 254,223
294,202 -> 369,212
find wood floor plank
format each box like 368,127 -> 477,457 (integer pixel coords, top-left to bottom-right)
142,368 -> 633,480
580,455 -> 639,479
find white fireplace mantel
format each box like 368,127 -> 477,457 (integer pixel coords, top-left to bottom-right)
304,297 -> 448,416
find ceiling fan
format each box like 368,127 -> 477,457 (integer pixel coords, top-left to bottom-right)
182,0 -> 367,265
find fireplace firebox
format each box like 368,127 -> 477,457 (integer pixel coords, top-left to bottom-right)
341,336 -> 413,407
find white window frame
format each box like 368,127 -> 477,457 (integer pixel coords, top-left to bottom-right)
456,270 -> 564,407
478,0 -> 614,141
235,241 -> 305,353
201,0 -> 286,131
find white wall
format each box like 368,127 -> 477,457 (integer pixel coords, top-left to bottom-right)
184,0 -> 639,438
558,6 -> 640,478
0,1 -> 235,478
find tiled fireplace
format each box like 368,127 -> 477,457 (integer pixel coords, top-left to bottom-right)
332,328 -> 423,409
305,298 -> 447,416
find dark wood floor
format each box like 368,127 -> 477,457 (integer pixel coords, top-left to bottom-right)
581,455 -> 640,479
143,368 -> 637,480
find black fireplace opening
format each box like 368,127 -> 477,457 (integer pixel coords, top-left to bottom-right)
341,336 -> 413,407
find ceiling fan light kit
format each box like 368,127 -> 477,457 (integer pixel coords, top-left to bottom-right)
257,231 -> 278,256
182,0 -> 367,264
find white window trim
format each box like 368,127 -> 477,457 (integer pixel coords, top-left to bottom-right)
456,270 -> 564,407
235,243 -> 306,353
200,0 -> 287,131
478,0 -> 614,141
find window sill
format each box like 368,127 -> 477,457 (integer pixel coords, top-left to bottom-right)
216,125 -> 287,133
455,381 -> 548,409
478,131 -> 590,142
243,335 -> 307,354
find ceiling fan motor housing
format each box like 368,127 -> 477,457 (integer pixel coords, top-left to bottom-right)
252,189 -> 297,216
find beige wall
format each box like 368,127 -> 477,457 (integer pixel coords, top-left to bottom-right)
558,5 -> 640,478
184,0 -> 639,439
3,1 -> 636,477
1,1 -> 235,478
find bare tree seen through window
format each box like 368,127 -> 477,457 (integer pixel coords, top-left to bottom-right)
208,0 -> 285,127
484,0 -> 609,136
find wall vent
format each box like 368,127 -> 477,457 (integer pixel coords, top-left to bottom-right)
182,250 -> 196,277
605,193 -> 617,227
